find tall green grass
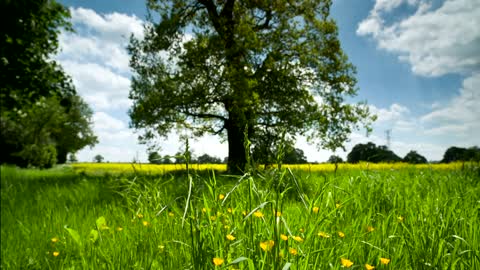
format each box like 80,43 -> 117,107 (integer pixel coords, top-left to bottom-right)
1,165 -> 479,269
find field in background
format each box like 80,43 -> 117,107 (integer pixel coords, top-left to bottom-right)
1,164 -> 479,269
71,161 -> 469,175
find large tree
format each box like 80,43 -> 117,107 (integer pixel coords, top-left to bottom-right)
0,0 -> 97,167
129,0 -> 374,173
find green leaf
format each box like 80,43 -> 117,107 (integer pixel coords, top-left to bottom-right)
96,216 -> 106,229
228,257 -> 249,265
89,229 -> 99,243
64,226 -> 82,246
282,262 -> 292,270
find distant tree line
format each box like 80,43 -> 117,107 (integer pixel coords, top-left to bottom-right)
343,142 -> 479,164
145,143 -> 479,165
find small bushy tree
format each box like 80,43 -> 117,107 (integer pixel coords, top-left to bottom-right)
327,155 -> 343,163
403,150 -> 427,164
94,155 -> 104,163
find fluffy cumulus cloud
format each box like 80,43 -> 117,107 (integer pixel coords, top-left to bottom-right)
356,0 -> 480,159
357,0 -> 480,77
56,8 -> 148,161
57,7 -> 144,110
421,73 -> 480,142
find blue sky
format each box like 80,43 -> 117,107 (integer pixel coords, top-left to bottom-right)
56,0 -> 480,162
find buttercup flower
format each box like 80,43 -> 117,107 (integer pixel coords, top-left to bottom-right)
292,236 -> 303,242
341,258 -> 354,268
367,226 -> 375,232
142,221 -> 150,227
280,234 -> 288,241
260,240 -> 274,251
365,263 -> 375,270
226,234 -> 235,241
380,258 -> 390,265
318,231 -> 330,238
116,227 -> 123,231
168,212 -> 175,217
218,194 -> 225,200
137,213 -> 144,219
397,216 -> 404,222
53,251 -> 60,257
253,211 -> 264,218
51,237 -> 59,243
313,206 -> 319,214
213,257 -> 224,266
338,231 -> 345,238
289,247 -> 298,256
227,208 -> 233,213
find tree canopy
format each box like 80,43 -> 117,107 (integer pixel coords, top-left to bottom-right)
129,0 -> 375,173
0,0 -> 97,167
403,150 -> 427,164
347,142 -> 401,163
442,146 -> 480,163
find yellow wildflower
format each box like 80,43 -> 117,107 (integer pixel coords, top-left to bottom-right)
137,213 -> 144,219
210,216 -> 217,221
397,216 -> 404,222
227,208 -> 233,213
51,237 -> 59,243
100,224 -> 110,230
299,228 -> 304,233
341,258 -> 354,268
142,221 -> 150,227
336,203 -> 342,209
259,240 -> 274,251
292,236 -> 304,242
280,234 -> 288,241
53,251 -> 60,257
367,226 -> 375,232
219,194 -> 225,200
275,211 -> 282,217
253,211 -> 264,218
318,231 -> 330,238
365,263 -> 375,270
313,206 -> 319,214
213,257 -> 224,266
116,227 -> 123,231
202,207 -> 207,213
242,210 -> 247,216
168,212 -> 174,217
226,234 -> 235,241
338,231 -> 345,238
380,258 -> 390,265
289,247 -> 298,256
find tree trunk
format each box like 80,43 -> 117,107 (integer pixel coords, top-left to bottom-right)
226,116 -> 247,174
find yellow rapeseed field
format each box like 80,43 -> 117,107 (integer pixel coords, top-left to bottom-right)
71,162 -> 467,175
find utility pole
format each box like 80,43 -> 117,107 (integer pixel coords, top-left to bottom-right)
385,129 -> 391,149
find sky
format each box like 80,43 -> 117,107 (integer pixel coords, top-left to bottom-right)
56,0 -> 480,163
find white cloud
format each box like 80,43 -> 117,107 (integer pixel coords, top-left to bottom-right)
420,73 -> 480,141
70,7 -> 144,43
93,112 -> 125,131
60,61 -> 131,110
370,103 -> 410,123
357,0 -> 480,77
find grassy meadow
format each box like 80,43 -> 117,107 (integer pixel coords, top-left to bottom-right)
1,163 -> 479,269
